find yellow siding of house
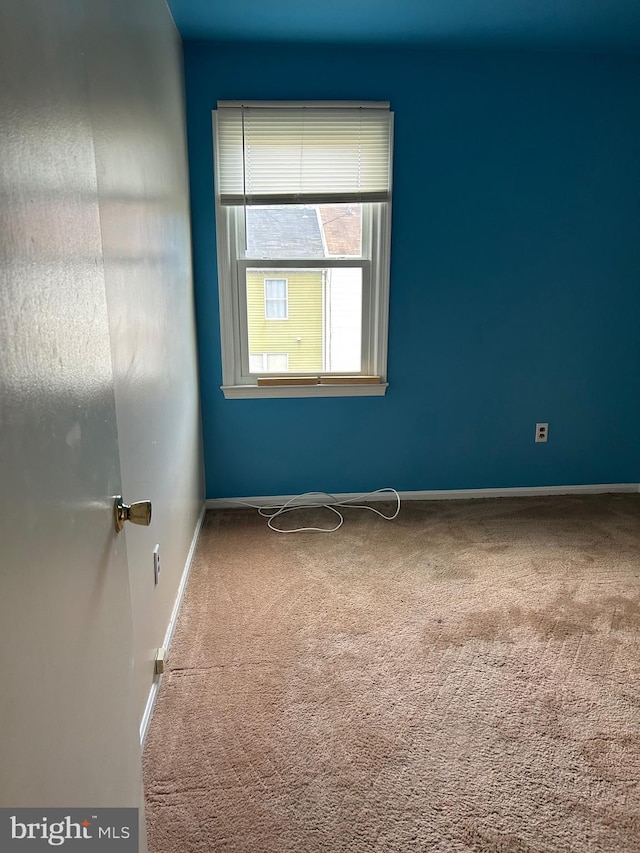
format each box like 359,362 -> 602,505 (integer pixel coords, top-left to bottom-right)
246,270 -> 323,372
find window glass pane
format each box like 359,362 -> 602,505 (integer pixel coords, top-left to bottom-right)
266,353 -> 288,372
245,204 -> 361,259
246,267 -> 362,374
318,205 -> 362,258
324,268 -> 362,373
249,354 -> 264,372
265,299 -> 287,320
265,278 -> 286,299
249,353 -> 288,373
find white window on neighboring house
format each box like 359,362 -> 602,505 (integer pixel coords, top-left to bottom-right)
213,100 -> 394,398
249,353 -> 289,373
264,278 -> 288,319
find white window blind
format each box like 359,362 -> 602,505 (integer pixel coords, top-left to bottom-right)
215,102 -> 392,206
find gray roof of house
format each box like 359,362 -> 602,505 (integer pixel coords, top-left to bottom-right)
247,207 -> 325,258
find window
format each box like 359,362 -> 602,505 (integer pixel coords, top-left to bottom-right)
213,101 -> 393,398
249,353 -> 289,373
264,278 -> 288,319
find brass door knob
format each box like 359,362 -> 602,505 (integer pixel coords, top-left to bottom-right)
114,496 -> 152,532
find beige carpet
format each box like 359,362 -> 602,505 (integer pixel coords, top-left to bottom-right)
143,495 -> 640,852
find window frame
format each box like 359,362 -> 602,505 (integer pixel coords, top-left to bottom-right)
213,102 -> 392,400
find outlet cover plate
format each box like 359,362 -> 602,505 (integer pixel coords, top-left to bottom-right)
535,423 -> 549,443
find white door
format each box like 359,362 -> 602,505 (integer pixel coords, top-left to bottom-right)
0,0 -> 145,842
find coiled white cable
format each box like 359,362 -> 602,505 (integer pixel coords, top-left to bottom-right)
229,488 -> 401,533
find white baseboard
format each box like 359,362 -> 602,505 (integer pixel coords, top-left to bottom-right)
206,483 -> 640,510
139,502 -> 206,746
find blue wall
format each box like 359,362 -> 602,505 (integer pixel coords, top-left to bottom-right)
184,41 -> 640,498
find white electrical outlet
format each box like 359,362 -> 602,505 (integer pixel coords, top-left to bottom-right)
153,544 -> 161,584
535,423 -> 549,443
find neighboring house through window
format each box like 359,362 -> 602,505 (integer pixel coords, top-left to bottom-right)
213,101 -> 393,398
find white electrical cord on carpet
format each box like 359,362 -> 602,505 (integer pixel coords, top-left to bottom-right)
229,488 -> 401,533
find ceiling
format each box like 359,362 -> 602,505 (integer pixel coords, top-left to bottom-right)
167,0 -> 640,50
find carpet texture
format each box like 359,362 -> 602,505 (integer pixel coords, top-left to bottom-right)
143,495 -> 640,852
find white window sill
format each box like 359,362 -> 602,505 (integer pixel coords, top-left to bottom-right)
221,383 -> 389,399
